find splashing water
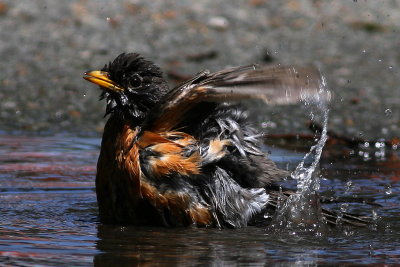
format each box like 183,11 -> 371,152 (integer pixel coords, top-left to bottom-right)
271,73 -> 330,232
291,106 -> 329,194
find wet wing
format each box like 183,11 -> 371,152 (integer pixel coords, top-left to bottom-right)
145,64 -> 328,132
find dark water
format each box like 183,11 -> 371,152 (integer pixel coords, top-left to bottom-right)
0,135 -> 399,266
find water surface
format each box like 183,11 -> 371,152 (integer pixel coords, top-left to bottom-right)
0,135 -> 399,266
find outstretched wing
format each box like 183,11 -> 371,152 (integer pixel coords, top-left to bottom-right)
144,64 -> 329,132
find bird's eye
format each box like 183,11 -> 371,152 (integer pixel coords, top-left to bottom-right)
129,74 -> 143,88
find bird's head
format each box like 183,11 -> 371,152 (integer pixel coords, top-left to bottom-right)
83,53 -> 169,122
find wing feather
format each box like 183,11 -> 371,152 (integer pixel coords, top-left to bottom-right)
145,64 -> 329,132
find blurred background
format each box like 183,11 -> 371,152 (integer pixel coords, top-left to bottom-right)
0,0 -> 399,140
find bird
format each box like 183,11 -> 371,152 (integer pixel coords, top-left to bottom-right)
83,53 -> 370,228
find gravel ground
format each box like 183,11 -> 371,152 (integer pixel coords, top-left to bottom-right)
0,0 -> 399,140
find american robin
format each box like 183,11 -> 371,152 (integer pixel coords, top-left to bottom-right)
83,53 -> 369,228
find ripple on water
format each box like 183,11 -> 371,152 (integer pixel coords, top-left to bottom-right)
0,135 -> 399,265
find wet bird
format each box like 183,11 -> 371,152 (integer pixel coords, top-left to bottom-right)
83,53 -> 368,228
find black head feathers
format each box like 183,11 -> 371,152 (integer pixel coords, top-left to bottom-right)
94,53 -> 169,121
102,53 -> 164,83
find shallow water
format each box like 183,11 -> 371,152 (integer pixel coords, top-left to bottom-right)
0,135 -> 399,266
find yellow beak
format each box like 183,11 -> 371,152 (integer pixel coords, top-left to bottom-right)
83,70 -> 124,92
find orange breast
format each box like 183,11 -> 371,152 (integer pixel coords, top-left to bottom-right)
96,120 -> 212,226
96,121 -> 142,223
138,131 -> 201,178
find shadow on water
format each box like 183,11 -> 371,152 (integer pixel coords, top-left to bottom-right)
0,135 -> 399,266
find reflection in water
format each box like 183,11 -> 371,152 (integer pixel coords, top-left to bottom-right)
94,225 -> 321,266
93,223 -> 400,266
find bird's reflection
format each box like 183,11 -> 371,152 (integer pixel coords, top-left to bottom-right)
93,224 -> 323,266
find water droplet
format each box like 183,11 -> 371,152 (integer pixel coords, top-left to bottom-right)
372,209 -> 378,221
345,180 -> 353,193
261,121 -> 276,129
375,150 -> 385,158
344,229 -> 355,236
375,142 -> 385,148
362,151 -> 370,160
340,203 -> 349,212
384,109 -> 392,116
384,184 -> 392,195
83,94 -> 86,97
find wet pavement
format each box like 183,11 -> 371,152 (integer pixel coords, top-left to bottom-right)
0,0 -> 399,139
